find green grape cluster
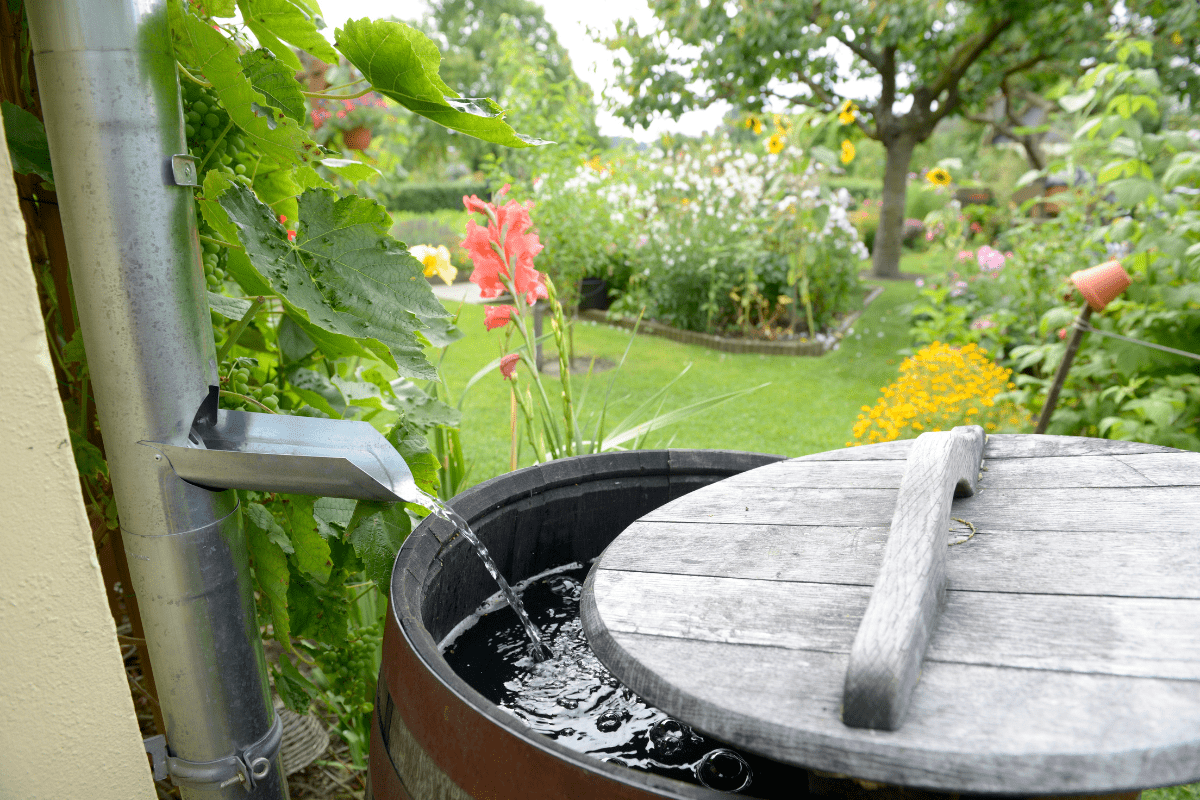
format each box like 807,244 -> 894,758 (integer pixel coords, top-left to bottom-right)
181,78 -> 260,187
315,619 -> 383,717
220,361 -> 280,411
201,235 -> 228,291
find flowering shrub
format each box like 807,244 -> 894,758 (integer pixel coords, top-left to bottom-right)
909,39 -> 1200,451
609,134 -> 866,335
493,131 -> 865,337
850,342 -> 1029,445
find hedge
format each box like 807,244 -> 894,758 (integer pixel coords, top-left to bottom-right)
386,181 -> 491,213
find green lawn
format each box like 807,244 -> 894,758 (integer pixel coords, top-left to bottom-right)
434,272 -> 921,489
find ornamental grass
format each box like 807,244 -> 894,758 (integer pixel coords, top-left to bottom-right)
850,341 -> 1028,445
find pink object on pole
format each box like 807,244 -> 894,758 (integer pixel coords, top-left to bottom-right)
1070,259 -> 1131,311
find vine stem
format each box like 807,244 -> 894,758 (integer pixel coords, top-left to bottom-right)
199,119 -> 235,172
219,390 -> 274,414
199,234 -> 243,250
216,296 -> 265,363
177,62 -> 210,87
303,85 -> 374,101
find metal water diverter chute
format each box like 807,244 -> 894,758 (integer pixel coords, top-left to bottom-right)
26,1 -> 420,797
152,388 -> 421,503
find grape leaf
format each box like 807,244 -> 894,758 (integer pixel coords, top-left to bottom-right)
389,378 -> 462,427
1,101 -> 53,182
238,0 -> 303,71
171,4 -> 315,167
320,158 -> 380,183
288,573 -> 348,646
246,501 -> 294,553
278,313 -> 317,362
345,501 -> 411,594
245,502 -> 292,647
273,658 -> 314,712
240,49 -> 307,123
332,375 -> 393,411
288,366 -> 345,418
283,494 -> 332,582
196,0 -> 236,17
241,0 -> 340,66
216,181 -> 444,379
387,418 -> 440,494
207,292 -> 254,320
334,19 -> 550,148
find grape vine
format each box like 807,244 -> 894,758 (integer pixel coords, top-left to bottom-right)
5,0 -> 545,767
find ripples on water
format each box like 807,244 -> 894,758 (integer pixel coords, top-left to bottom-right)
441,564 -> 807,796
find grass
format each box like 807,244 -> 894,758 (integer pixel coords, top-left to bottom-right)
432,267 -> 922,489
1148,785 -> 1200,800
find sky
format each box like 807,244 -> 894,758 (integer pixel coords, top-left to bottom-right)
316,0 -> 733,141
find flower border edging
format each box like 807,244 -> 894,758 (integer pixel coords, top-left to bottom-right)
576,285 -> 884,357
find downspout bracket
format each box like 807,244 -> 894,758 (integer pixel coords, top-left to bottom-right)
171,154 -> 199,187
166,713 -> 283,791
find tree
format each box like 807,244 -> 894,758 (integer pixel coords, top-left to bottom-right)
605,0 -> 1113,278
403,0 -> 601,174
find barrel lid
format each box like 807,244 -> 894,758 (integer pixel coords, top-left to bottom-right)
581,434 -> 1200,794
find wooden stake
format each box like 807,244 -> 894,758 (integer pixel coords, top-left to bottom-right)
1035,302 -> 1093,434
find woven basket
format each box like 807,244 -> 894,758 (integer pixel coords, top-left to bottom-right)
274,697 -> 330,775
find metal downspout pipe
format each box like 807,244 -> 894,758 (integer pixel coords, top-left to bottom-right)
25,1 -> 286,797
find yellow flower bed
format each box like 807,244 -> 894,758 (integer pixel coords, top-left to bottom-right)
850,342 -> 1028,445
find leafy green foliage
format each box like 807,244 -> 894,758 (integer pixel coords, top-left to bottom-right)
335,18 -> 549,149
1,100 -> 52,182
213,179 -> 446,379
909,39 -> 1200,451
397,0 -> 599,173
172,4 -> 316,167
239,48 -> 307,123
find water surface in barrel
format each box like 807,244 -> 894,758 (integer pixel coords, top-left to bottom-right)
441,564 -> 810,796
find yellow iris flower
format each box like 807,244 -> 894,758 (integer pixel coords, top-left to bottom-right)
410,244 -> 457,285
840,139 -> 856,164
926,167 -> 952,187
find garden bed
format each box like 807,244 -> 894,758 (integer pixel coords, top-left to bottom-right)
577,286 -> 883,357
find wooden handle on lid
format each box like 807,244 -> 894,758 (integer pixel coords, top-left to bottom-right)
842,425 -> 985,731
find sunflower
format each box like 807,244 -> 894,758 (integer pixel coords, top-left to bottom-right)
840,139 -> 856,164
744,115 -> 763,135
838,99 -> 858,125
767,132 -> 786,154
926,167 -> 952,187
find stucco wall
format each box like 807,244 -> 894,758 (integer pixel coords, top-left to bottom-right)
0,121 -> 155,798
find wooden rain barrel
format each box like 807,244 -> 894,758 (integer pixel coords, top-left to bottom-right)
583,430 -> 1200,799
368,449 -> 784,800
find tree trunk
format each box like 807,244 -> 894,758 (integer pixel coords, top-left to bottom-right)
871,134 -> 918,279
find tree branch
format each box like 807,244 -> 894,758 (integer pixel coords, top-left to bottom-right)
832,31 -> 882,72
928,16 -> 1014,100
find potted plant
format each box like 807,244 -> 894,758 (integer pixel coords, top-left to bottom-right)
307,64 -> 393,153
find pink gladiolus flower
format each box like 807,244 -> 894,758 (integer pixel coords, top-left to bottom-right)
461,195 -> 547,304
499,353 -> 519,380
485,305 -> 515,330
